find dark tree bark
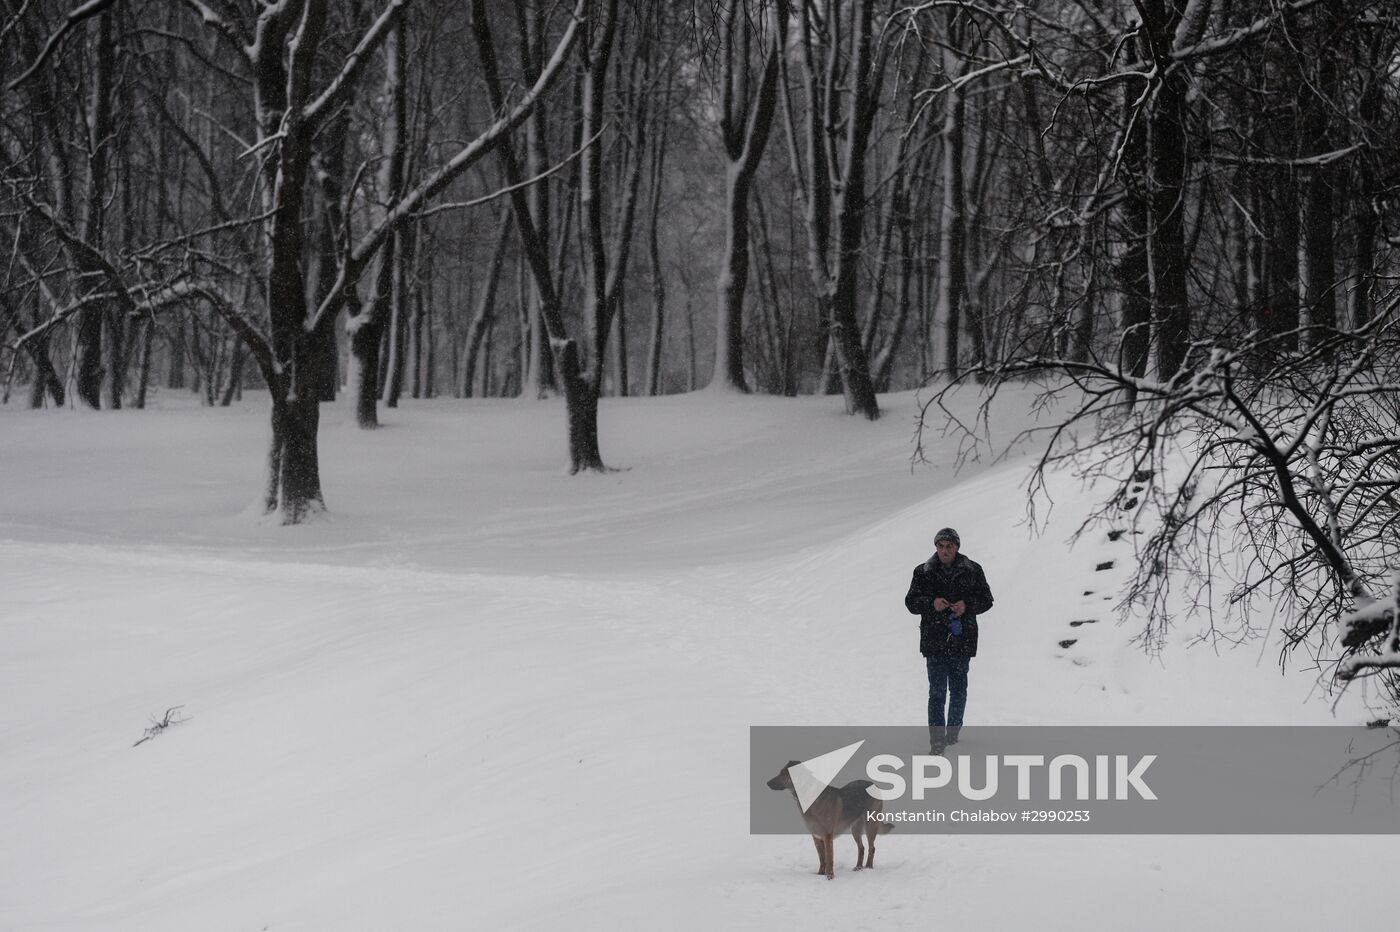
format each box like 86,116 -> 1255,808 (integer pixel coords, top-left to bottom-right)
1350,27 -> 1386,328
73,9 -> 115,409
472,0 -> 600,469
936,71 -> 967,379
1139,1 -> 1191,380
780,0 -> 883,417
519,1 -> 559,399
133,315 -> 153,409
825,0 -> 884,418
710,0 -> 781,392
1117,76 -> 1152,395
462,212 -> 512,398
348,12 -> 408,429
1300,6 -> 1340,341
643,71 -> 671,397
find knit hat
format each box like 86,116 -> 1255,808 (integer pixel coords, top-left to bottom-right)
934,527 -> 961,547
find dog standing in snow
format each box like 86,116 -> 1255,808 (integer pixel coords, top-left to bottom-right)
766,761 -> 893,879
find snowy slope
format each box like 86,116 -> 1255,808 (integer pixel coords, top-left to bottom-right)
1,389 -> 1392,931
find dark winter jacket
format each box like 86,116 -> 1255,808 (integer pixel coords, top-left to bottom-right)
905,553 -> 994,657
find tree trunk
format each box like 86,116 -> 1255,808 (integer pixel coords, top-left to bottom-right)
556,340 -> 604,472
824,0 -> 881,417
462,212 -> 512,398
349,302 -> 385,428
73,9 -> 115,410
1262,168 -> 1300,347
711,4 -> 779,392
611,292 -> 629,396
1144,4 -> 1191,379
346,14 -> 407,427
1300,16 -> 1339,340
521,0 -> 557,400
265,383 -> 325,524
24,334 -> 66,408
644,182 -> 666,396
713,164 -> 755,392
1350,30 -> 1384,328
936,80 -> 967,380
409,267 -> 425,399
383,223 -> 414,407
472,0 -> 620,469
220,342 -> 246,407
873,188 -> 916,392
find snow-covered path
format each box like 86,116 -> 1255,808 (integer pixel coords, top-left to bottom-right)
2,391 -> 1394,929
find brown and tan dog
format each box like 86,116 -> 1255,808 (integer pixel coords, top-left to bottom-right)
766,760 -> 893,879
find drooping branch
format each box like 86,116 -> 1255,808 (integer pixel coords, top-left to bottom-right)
6,0 -> 119,90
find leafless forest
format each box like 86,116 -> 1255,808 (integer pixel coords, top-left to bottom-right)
1,0 -> 1397,542
2,0 -> 1399,695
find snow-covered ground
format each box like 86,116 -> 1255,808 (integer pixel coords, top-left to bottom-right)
1,389 -> 1393,931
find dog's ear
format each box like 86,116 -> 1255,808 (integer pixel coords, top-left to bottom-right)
785,760 -> 801,770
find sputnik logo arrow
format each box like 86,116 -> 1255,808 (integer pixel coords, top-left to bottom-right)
790,740 -> 866,812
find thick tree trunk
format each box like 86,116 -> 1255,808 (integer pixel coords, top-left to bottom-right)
711,5 -> 779,392
265,384 -> 325,524
1145,8 -> 1190,379
349,309 -> 385,429
713,165 -> 755,392
255,0 -> 333,523
556,340 -> 604,473
822,0 -> 880,418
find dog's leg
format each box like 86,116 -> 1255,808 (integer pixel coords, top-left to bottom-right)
823,834 -> 835,880
811,835 -> 826,874
851,827 -> 865,870
865,827 -> 878,868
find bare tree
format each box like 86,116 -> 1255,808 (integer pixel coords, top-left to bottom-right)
708,0 -> 782,392
778,0 -> 888,418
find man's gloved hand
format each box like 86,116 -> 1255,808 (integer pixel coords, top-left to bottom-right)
933,597 -> 950,611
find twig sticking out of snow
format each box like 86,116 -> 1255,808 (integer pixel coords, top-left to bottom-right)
132,706 -> 188,748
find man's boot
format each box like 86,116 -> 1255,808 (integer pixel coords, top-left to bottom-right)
945,725 -> 961,748
928,726 -> 946,755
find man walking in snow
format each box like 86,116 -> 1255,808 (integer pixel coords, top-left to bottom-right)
905,528 -> 994,754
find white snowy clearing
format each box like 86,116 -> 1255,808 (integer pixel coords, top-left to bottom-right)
1,388 -> 1393,931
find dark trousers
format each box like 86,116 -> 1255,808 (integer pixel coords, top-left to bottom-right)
926,654 -> 971,729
